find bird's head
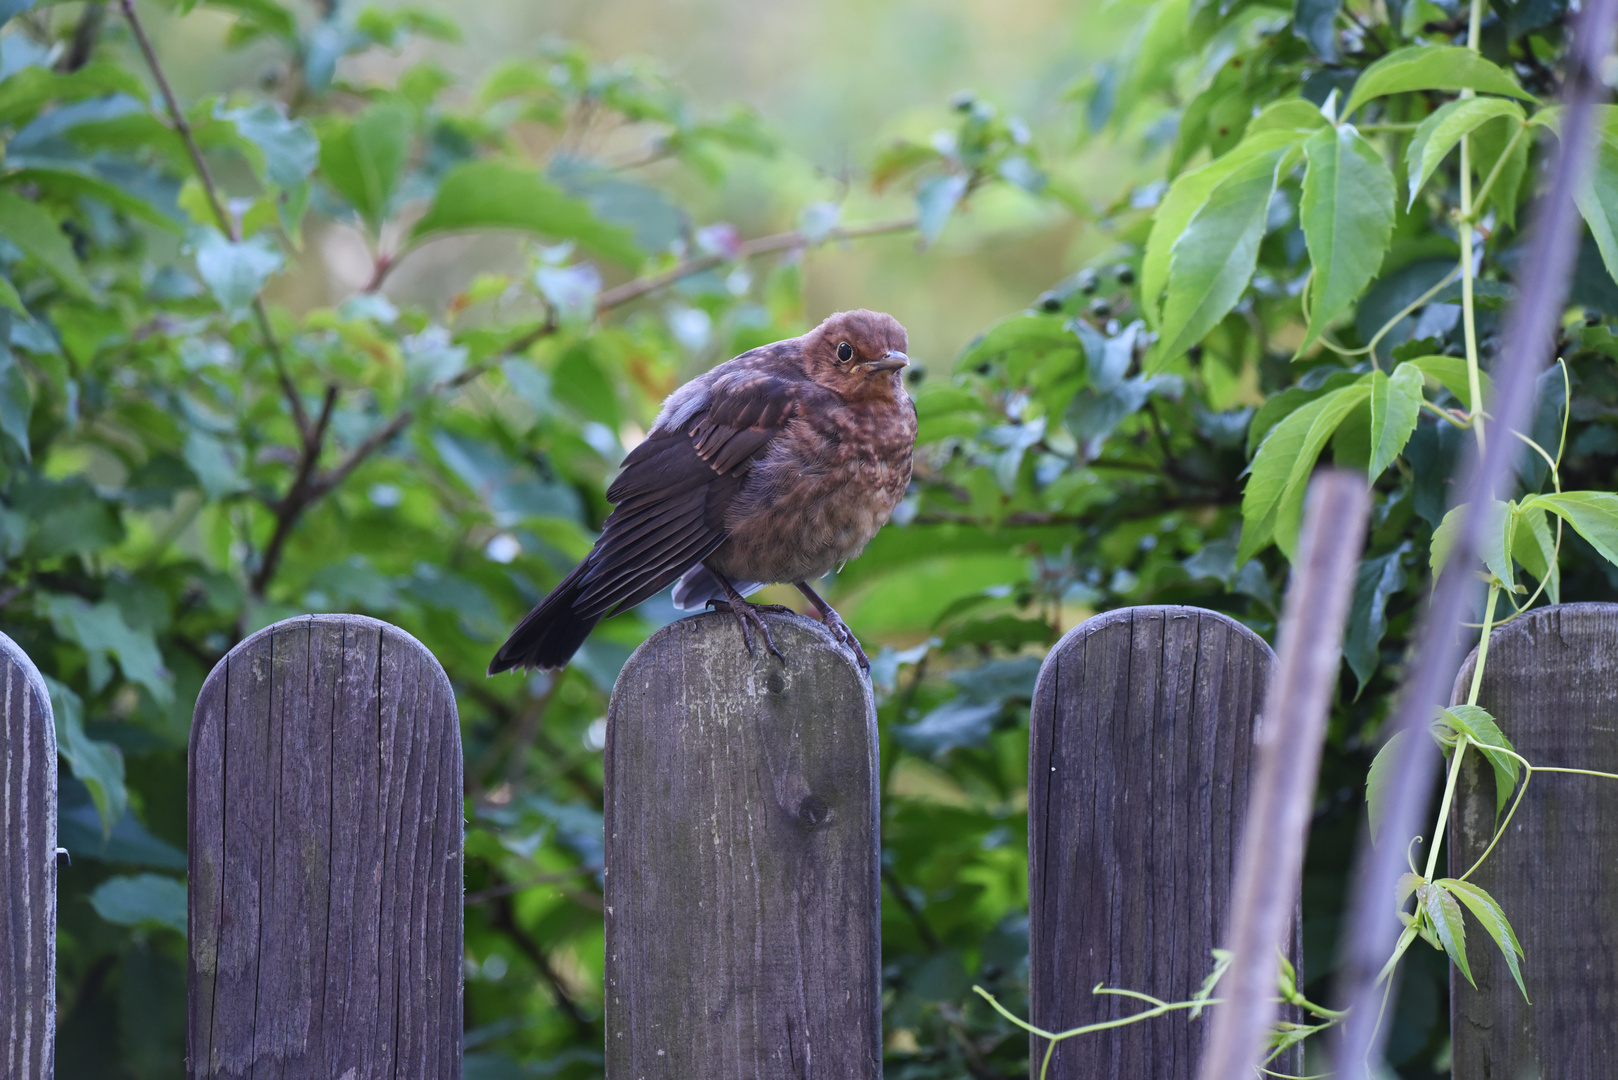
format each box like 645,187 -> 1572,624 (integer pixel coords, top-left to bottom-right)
802,309 -> 911,400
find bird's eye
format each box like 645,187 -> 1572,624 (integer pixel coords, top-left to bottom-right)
836,341 -> 853,363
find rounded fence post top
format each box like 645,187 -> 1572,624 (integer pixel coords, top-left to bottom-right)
1045,604 -> 1275,662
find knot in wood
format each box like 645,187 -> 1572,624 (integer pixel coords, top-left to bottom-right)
796,794 -> 832,828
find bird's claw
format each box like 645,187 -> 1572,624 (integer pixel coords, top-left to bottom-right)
706,599 -> 786,664
818,608 -> 871,672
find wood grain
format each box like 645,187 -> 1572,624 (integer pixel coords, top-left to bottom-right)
1029,605 -> 1299,1078
1449,602 -> 1618,1078
0,631 -> 56,1080
188,614 -> 463,1079
604,610 -> 879,1079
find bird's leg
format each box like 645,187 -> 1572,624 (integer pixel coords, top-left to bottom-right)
793,581 -> 870,672
705,571 -> 786,663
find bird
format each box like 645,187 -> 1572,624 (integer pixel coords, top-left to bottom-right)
487,309 -> 917,676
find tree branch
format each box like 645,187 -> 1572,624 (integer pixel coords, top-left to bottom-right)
487,893 -> 599,1044
597,216 -> 917,312
119,0 -> 311,442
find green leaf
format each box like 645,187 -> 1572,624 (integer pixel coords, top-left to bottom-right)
1294,0 -> 1342,61
1438,704 -> 1520,818
192,227 -> 283,317
1423,881 -> 1473,986
1368,363 -> 1424,476
0,274 -> 23,316
1521,490 -> 1618,568
1344,544 -> 1409,695
410,160 -> 644,269
1430,499 -> 1512,588
0,337 -> 32,461
1,167 -> 180,231
1405,98 -> 1526,209
1239,379 -> 1372,561
318,101 -> 412,234
1403,354 -> 1492,411
1245,98 -> 1329,139
0,189 -> 90,295
1153,140 -> 1294,370
46,676 -> 126,839
42,593 -> 173,706
1342,46 -> 1536,120
1472,114 -> 1531,230
1437,878 -> 1528,1001
1298,124 -> 1396,354
0,62 -> 147,129
1575,136 -> 1618,312
217,100 -> 319,189
916,174 -> 968,246
1143,129 -> 1304,329
88,873 -> 187,934
1366,729 -> 1408,842
1512,504 -> 1559,604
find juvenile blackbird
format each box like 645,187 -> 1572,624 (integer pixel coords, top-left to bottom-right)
487,309 -> 917,675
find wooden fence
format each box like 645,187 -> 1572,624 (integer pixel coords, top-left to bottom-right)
4,590 -> 1617,1076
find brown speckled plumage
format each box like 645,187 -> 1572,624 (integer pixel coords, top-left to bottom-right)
489,309 -> 916,675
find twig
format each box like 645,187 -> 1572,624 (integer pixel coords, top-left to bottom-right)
119,0 -> 310,442
1197,470 -> 1370,1080
1329,0 -> 1618,1070
596,216 -> 917,311
58,2 -> 105,72
487,893 -> 599,1043
882,863 -> 944,952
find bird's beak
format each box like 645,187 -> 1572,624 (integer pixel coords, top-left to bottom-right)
862,350 -> 909,373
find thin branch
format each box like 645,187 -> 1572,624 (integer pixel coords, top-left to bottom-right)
119,0 -> 310,441
486,893 -> 599,1043
596,216 -> 916,312
882,863 -> 944,952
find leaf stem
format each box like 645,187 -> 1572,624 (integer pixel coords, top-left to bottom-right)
1424,731 -> 1470,881
1316,265 -> 1460,358
1466,581 -> 1501,705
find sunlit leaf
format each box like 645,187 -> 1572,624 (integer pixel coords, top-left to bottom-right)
1143,130 -> 1303,330
1298,123 -> 1396,354
1438,877 -> 1528,1001
1423,881 -> 1473,986
1522,490 -> 1618,569
1342,46 -> 1535,120
1369,362 -> 1424,477
1366,729 -> 1408,842
1438,704 -> 1520,818
1405,98 -> 1525,209
1239,379 -> 1371,561
1512,505 -> 1559,604
1154,139 -> 1295,369
318,100 -> 413,234
411,160 -> 643,268
1403,354 -> 1492,411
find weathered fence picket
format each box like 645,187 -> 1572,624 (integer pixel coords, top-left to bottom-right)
188,614 -> 463,1080
0,632 -> 55,1080
1448,602 -> 1618,1076
604,610 -> 880,1079
1029,605 -> 1302,1077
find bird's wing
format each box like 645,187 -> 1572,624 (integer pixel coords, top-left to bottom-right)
572,370 -> 803,619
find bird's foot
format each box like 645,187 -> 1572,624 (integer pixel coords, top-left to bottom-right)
817,607 -> 870,672
706,599 -> 787,663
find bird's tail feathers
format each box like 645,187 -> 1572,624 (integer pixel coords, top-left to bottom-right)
487,561 -> 603,675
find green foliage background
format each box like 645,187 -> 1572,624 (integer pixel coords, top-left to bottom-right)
5,0 -> 1618,1076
